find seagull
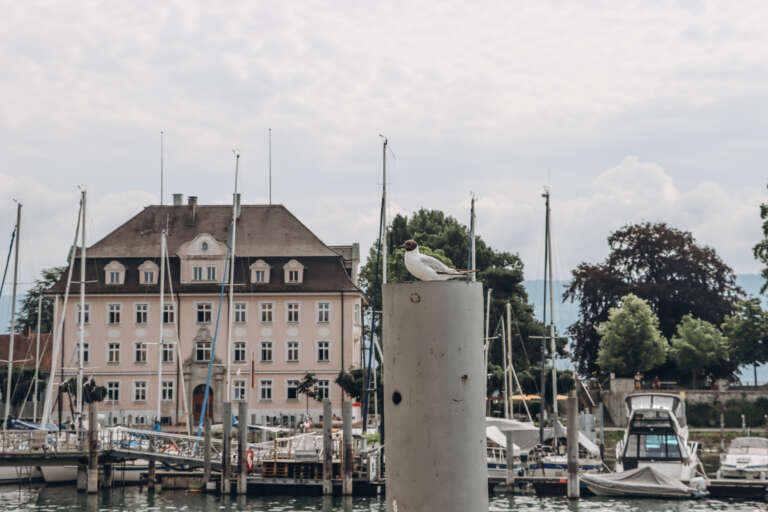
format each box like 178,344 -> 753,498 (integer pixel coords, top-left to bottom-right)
399,240 -> 475,281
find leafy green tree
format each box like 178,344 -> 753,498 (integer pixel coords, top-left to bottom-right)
0,368 -> 48,416
14,267 -> 65,334
296,372 -> 318,417
670,315 -> 730,388
596,294 -> 667,377
722,299 -> 768,386
565,222 -> 741,375
753,188 -> 768,293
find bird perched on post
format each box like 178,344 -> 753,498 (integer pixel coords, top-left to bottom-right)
399,240 -> 476,281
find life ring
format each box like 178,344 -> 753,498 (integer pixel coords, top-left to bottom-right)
246,449 -> 255,471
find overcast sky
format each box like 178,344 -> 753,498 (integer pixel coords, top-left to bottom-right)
2,0 -> 767,291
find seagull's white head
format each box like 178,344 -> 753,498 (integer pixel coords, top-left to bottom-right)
399,240 -> 418,252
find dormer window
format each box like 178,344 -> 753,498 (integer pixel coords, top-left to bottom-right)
104,261 -> 126,286
138,261 -> 159,285
283,259 -> 304,284
250,259 -> 270,284
201,241 -> 209,251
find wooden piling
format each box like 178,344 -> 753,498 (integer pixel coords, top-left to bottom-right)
222,402 -> 232,495
203,415 -> 212,486
322,399 -> 333,496
342,401 -> 353,496
505,431 -> 515,486
148,460 -> 156,492
87,403 -> 98,493
237,400 -> 247,495
566,391 -> 579,499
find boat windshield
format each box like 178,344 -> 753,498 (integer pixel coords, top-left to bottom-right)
729,437 -> 768,455
624,433 -> 682,461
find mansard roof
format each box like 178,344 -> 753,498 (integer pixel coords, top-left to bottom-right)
85,204 -> 339,258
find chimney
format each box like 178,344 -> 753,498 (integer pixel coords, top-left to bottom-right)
234,193 -> 241,219
173,193 -> 183,206
188,195 -> 198,224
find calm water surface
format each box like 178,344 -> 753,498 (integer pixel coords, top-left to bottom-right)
0,485 -> 766,511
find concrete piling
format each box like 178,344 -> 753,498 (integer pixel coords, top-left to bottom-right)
505,431 -> 515,487
567,391 -> 580,499
237,400 -> 247,495
342,401 -> 353,496
87,403 -> 98,493
383,281 -> 486,512
222,402 -> 232,495
148,460 -> 156,492
322,399 -> 333,496
203,415 -> 212,486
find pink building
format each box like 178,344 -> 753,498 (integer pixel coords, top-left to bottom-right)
48,196 -> 364,428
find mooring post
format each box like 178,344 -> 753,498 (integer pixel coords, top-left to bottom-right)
383,281 -> 486,512
342,400 -> 353,496
505,430 -> 515,487
598,402 -> 605,463
148,459 -> 156,492
87,403 -> 98,493
566,391 -> 580,499
222,402 -> 232,495
237,400 -> 247,495
203,414 -> 212,487
720,411 -> 725,452
323,399 -> 333,496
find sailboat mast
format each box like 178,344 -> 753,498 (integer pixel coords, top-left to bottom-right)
77,190 -> 86,424
483,288 -> 492,416
539,190 -> 549,443
506,302 -> 513,418
381,136 -> 387,285
226,151 -> 240,403
156,230 -> 166,426
470,196 -> 476,281
3,202 -> 21,429
33,296 -> 42,423
548,194 -> 558,423
501,316 -> 508,419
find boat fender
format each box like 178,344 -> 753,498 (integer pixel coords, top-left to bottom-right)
689,477 -> 707,493
246,449 -> 255,471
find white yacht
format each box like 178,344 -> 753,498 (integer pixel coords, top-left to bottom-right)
615,393 -> 701,482
717,437 -> 768,479
486,425 -> 521,480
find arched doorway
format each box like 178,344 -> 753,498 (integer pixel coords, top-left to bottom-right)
192,384 -> 214,424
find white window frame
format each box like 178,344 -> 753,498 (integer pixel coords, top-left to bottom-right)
135,303 -> 149,325
316,379 -> 330,400
286,302 -> 300,323
195,341 -> 211,362
143,270 -> 154,284
233,380 -> 247,402
77,303 -> 90,325
233,341 -> 247,363
286,379 -> 299,401
317,340 -> 331,362
106,381 -> 120,402
162,342 -> 175,363
254,269 -> 266,283
206,265 -> 217,281
107,342 -> 120,364
161,380 -> 174,401
107,303 -> 122,325
234,302 -> 247,323
76,342 -> 90,364
354,303 -> 361,325
259,302 -> 274,323
286,340 -> 300,363
317,302 -> 330,323
250,259 -> 271,284
133,380 -> 147,402
163,303 -> 175,324
196,302 -> 213,324
193,266 -> 203,281
134,342 -> 148,364
260,341 -> 273,362
259,379 -> 273,401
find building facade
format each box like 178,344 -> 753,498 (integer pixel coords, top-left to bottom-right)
48,197 -> 364,428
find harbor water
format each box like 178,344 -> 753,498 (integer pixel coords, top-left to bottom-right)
1,485 -> 766,512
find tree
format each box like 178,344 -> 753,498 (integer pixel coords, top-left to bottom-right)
753,188 -> 768,293
722,299 -> 768,386
358,209 -> 551,406
0,368 -> 48,416
565,222 -> 741,375
14,267 -> 65,334
595,294 -> 667,377
296,372 -> 318,417
670,315 -> 730,388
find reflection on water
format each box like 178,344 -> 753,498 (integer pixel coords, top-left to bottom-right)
0,485 -> 763,511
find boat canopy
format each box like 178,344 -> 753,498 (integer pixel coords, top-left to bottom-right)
486,425 -> 521,456
729,437 -> 768,454
625,393 -> 685,423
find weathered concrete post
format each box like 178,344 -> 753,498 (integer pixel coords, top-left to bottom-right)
203,415 -> 212,487
148,460 -> 156,492
322,399 -> 333,496
505,430 -> 515,487
567,391 -> 580,499
720,412 -> 725,452
598,402 -> 605,463
87,403 -> 98,493
222,402 -> 232,495
342,401 -> 353,496
383,281 -> 486,512
237,400 -> 247,495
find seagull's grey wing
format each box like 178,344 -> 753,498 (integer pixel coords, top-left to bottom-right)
419,254 -> 460,274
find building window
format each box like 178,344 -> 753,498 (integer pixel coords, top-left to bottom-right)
197,303 -> 212,323
134,342 -> 147,363
196,341 -> 211,362
259,379 -> 273,401
163,303 -> 175,324
162,381 -> 174,401
234,341 -> 246,363
288,270 -> 299,283
135,303 -> 148,324
286,341 -> 300,362
250,259 -> 271,284
260,341 -> 273,362
286,380 -> 299,400
234,303 -> 247,323
354,303 -> 361,324
233,380 -> 247,401
133,381 -> 147,402
317,341 -> 330,362
109,271 -> 121,284
75,342 -> 90,364
143,271 -> 154,284
108,303 -> 121,324
135,415 -> 146,425
254,270 -> 266,283
207,266 -> 216,281
104,261 -> 125,285
162,343 -> 174,363
317,302 -> 330,323
260,303 -> 273,323
287,303 -> 300,323
77,303 -> 90,325
106,381 -> 120,402
193,266 -> 203,281
107,343 -> 120,364
317,379 -> 330,400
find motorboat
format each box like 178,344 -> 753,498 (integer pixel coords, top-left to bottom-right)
527,424 -> 602,476
717,437 -> 768,479
582,466 -> 707,498
615,393 -> 701,482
